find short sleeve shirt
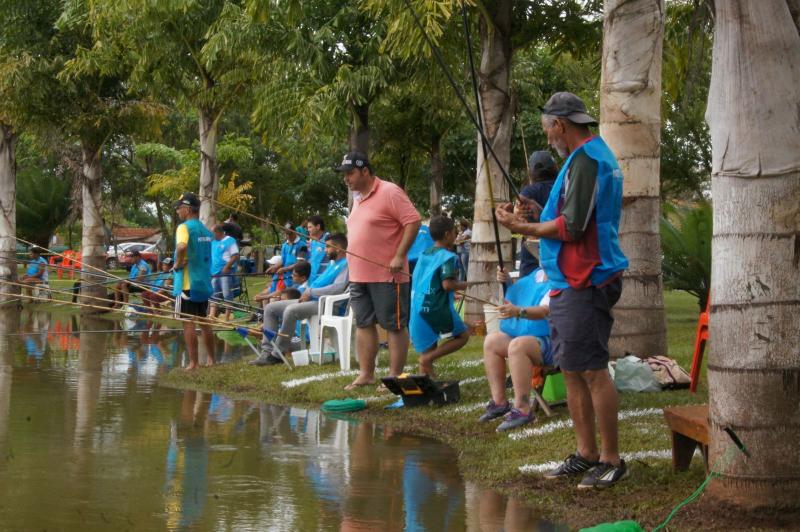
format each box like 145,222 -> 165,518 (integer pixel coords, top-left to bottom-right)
346,177 -> 421,283
176,223 -> 191,290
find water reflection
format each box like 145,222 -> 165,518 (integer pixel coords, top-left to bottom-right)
0,311 -> 560,531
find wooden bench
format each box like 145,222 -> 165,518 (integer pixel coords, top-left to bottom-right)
663,404 -> 709,472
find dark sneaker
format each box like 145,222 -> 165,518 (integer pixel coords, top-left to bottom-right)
478,400 -> 511,423
543,453 -> 600,480
250,355 -> 282,366
577,460 -> 629,489
496,408 -> 536,432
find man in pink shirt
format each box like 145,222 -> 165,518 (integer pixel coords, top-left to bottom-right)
337,151 -> 421,390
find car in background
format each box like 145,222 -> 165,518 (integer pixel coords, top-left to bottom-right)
106,242 -> 159,270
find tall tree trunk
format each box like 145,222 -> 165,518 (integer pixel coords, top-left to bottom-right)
0,125 -> 17,302
80,144 -> 106,304
349,103 -> 370,153
429,135 -> 444,217
198,109 -> 218,227
706,0 -> 800,508
75,317 -> 105,447
465,1 -> 513,323
601,0 -> 667,358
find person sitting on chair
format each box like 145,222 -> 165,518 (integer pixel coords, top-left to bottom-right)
21,247 -> 49,296
251,233 -> 349,367
115,250 -> 151,306
141,257 -> 174,309
478,265 -> 553,432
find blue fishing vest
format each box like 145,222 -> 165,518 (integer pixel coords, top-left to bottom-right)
130,259 -> 152,280
407,225 -> 434,265
409,247 -> 465,352
540,136 -> 628,289
211,235 -> 238,275
308,257 -> 347,299
308,232 -> 330,282
499,269 -> 551,338
26,257 -> 48,281
280,239 -> 303,286
172,218 -> 213,302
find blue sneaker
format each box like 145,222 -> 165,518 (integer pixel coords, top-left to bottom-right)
477,400 -> 511,423
496,408 -> 536,432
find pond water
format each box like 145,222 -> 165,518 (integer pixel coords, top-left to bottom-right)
0,309 -> 561,531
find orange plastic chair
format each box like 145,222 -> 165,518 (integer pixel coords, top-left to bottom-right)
689,296 -> 710,392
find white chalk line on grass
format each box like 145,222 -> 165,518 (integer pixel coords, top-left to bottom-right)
518,449 -> 673,475
459,376 -> 487,385
281,370 -> 359,389
508,407 -> 663,441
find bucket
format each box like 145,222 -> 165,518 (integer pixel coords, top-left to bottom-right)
542,372 -> 567,403
292,349 -> 310,367
483,304 -> 501,335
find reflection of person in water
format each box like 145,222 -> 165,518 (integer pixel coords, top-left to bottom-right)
402,449 -> 464,532
164,390 -> 210,529
465,485 -> 547,532
21,310 -> 49,363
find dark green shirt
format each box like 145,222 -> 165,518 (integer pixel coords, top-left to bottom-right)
561,151 -> 598,240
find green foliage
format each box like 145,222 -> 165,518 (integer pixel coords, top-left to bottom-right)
660,201 -> 712,309
15,137 -> 72,247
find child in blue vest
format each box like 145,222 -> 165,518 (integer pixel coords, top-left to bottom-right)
21,247 -> 48,296
409,216 -> 470,377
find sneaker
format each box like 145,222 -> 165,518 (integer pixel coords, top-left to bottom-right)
543,453 -> 600,480
496,408 -> 536,432
578,460 -> 629,489
249,355 -> 282,366
477,400 -> 511,423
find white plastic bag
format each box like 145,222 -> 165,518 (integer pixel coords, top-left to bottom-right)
613,355 -> 661,393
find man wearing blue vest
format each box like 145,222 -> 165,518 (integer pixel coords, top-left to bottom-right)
495,92 -> 629,489
21,247 -> 49,295
172,192 -> 215,370
251,233 -> 349,366
209,224 -> 240,321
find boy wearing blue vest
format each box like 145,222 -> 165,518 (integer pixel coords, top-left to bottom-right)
172,192 -> 215,370
409,216 -> 469,378
479,267 -> 552,432
251,234 -> 349,366
495,92 -> 629,489
266,223 -> 304,289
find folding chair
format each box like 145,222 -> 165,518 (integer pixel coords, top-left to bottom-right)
530,366 -> 566,417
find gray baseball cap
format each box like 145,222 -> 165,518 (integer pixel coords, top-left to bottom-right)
540,92 -> 598,126
528,150 -> 557,179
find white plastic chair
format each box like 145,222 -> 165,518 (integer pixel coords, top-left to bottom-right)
318,292 -> 353,370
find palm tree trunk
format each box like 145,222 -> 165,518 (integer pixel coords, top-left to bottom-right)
706,0 -> 800,508
0,309 -> 16,472
465,1 -> 513,323
429,136 -> 443,217
0,125 -> 17,301
349,103 -> 370,153
198,109 -> 218,227
80,143 -> 106,304
600,0 -> 667,358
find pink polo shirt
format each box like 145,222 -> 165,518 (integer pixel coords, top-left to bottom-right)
347,177 -> 421,283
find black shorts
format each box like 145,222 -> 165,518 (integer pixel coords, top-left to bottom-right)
128,282 -> 145,294
548,278 -> 622,372
175,291 -> 209,317
350,282 -> 409,331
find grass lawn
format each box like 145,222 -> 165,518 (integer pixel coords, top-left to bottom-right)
158,287 -> 729,530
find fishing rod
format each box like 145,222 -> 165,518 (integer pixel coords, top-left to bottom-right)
4,255 -> 116,282
0,327 -> 229,336
8,289 -> 265,339
399,0 -> 521,200
0,277 -> 259,336
212,199 -> 501,309
15,236 -> 169,300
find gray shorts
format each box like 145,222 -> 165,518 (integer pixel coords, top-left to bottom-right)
350,282 -> 409,331
548,278 -> 622,372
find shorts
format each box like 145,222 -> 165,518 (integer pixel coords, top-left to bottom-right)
548,278 -> 622,372
175,290 -> 209,317
350,282 -> 409,331
142,290 -> 170,305
535,336 -> 554,367
127,281 -> 145,294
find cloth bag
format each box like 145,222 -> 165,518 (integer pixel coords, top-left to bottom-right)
645,355 -> 691,389
613,355 -> 661,393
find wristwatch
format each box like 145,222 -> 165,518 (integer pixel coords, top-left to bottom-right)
518,307 -> 528,319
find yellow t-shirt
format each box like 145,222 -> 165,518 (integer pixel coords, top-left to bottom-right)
176,224 -> 191,290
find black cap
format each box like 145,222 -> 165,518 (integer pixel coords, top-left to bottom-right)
161,257 -> 173,264
540,92 -> 598,126
172,192 -> 201,209
528,150 -> 557,179
335,151 -> 370,172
